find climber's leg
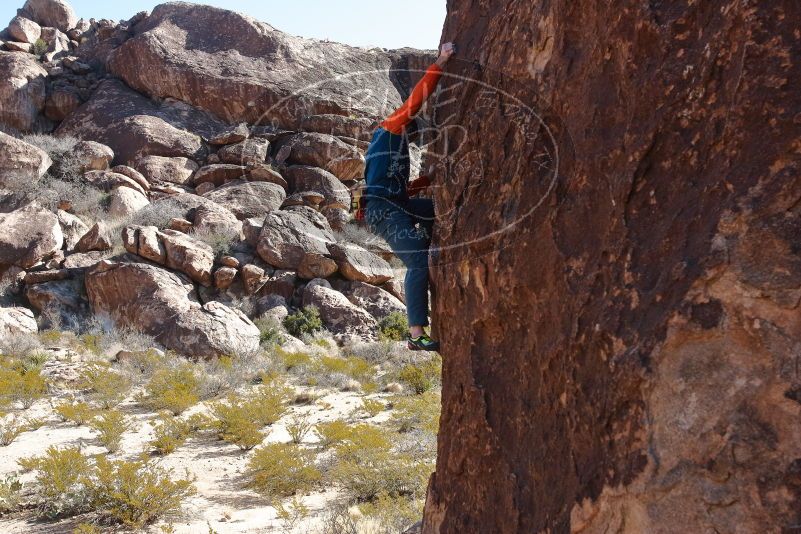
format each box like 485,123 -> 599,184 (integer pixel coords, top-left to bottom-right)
369,205 -> 433,333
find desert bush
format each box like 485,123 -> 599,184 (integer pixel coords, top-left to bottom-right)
32,38 -> 48,57
286,414 -> 313,444
139,363 -> 201,415
247,443 -> 321,498
377,312 -> 408,342
361,399 -> 385,418
329,424 -> 431,503
91,455 -> 196,527
210,395 -> 265,451
316,502 -> 359,534
89,409 -> 129,453
318,355 -> 375,383
272,346 -> 313,373
22,446 -> 196,525
190,225 -> 239,258
0,331 -> 44,359
314,420 -> 352,449
253,315 -> 283,346
390,391 -> 441,435
274,496 -> 310,534
358,492 -> 422,534
396,356 -> 441,395
55,401 -> 100,426
0,475 -> 22,514
118,348 -> 170,383
1,415 -> 32,446
344,339 -> 396,365
78,362 -> 131,409
22,134 -> 81,179
149,413 -> 193,455
283,306 -> 323,338
0,359 -> 48,409
20,445 -> 94,518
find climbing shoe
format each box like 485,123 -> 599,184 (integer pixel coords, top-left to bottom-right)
407,334 -> 440,352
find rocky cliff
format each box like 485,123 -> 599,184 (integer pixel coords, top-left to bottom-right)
424,1 -> 801,532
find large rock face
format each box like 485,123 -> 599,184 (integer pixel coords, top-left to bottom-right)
0,51 -> 48,132
85,260 -> 259,358
106,2 -> 428,128
424,2 -> 801,533
0,203 -> 63,269
0,131 -> 52,186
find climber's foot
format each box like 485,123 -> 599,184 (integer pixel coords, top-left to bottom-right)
407,333 -> 440,352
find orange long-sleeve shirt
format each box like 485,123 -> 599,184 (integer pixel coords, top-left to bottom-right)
380,64 -> 443,134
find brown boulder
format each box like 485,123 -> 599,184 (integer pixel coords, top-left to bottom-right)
284,165 -> 350,209
0,306 -> 38,341
202,181 -> 286,220
73,141 -> 114,172
0,131 -> 52,186
25,278 -> 87,329
341,280 -> 405,320
327,242 -> 393,285
217,138 -> 270,166
105,3 -> 422,128
214,266 -> 237,290
299,114 -> 375,141
75,222 -> 112,252
256,210 -> 335,271
248,164 -> 288,190
283,132 -> 365,181
0,203 -> 63,268
208,123 -> 249,145
85,260 -> 259,358
44,85 -> 82,121
21,0 -> 77,32
56,209 -> 89,251
135,155 -> 198,185
0,52 -> 47,132
56,79 -> 224,165
7,16 -> 41,44
82,170 -> 146,196
123,225 -> 215,286
108,187 -> 149,219
302,278 -> 376,341
110,165 -> 149,191
193,164 -> 248,186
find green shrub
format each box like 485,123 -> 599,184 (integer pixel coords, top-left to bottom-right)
286,414 -> 313,444
20,445 -> 94,518
92,455 -> 196,527
283,306 -> 323,338
0,475 -> 22,513
377,312 -> 408,341
273,347 -> 312,372
329,424 -> 431,502
0,415 -> 37,447
274,496 -> 310,533
210,395 -> 265,451
318,355 -> 375,383
89,409 -> 129,453
359,492 -> 422,534
247,443 -> 321,498
253,316 -> 283,346
361,399 -> 385,418
55,401 -> 99,426
390,391 -> 441,434
0,360 -> 48,409
314,420 -> 352,449
397,356 -> 441,395
140,363 -> 201,415
78,362 -> 131,409
32,38 -> 48,57
150,413 -> 193,455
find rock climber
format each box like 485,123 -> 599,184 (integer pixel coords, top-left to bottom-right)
361,42 -> 455,351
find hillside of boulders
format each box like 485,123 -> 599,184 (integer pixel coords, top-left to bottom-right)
0,0 -> 435,357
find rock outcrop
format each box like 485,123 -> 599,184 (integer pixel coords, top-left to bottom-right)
0,131 -> 52,185
0,203 -> 63,268
423,2 -> 801,533
106,2 -> 425,128
85,260 -> 259,358
0,51 -> 48,132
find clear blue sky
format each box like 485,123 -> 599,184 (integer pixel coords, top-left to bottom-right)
2,0 -> 445,49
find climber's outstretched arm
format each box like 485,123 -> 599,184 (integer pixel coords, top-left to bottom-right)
380,42 -> 456,135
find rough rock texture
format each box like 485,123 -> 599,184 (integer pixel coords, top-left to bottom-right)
282,132 -> 365,181
284,165 -> 350,209
423,2 -> 801,533
202,180 -> 286,220
0,306 -> 38,341
193,164 -> 248,187
256,210 -> 336,271
73,141 -> 114,172
302,278 -> 376,341
0,51 -> 48,132
56,79 -> 226,165
0,131 -> 52,186
217,138 -> 270,166
123,225 -> 215,286
56,209 -> 89,251
0,203 -> 63,268
25,278 -> 88,330
106,3 -> 430,128
85,260 -> 259,358
21,0 -> 77,32
7,16 -> 41,44
135,155 -> 198,185
327,242 -> 393,285
107,186 -> 149,219
341,280 -> 405,321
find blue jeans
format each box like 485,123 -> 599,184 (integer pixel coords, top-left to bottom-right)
367,198 -> 435,327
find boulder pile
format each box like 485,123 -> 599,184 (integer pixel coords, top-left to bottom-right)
0,0 -> 433,355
